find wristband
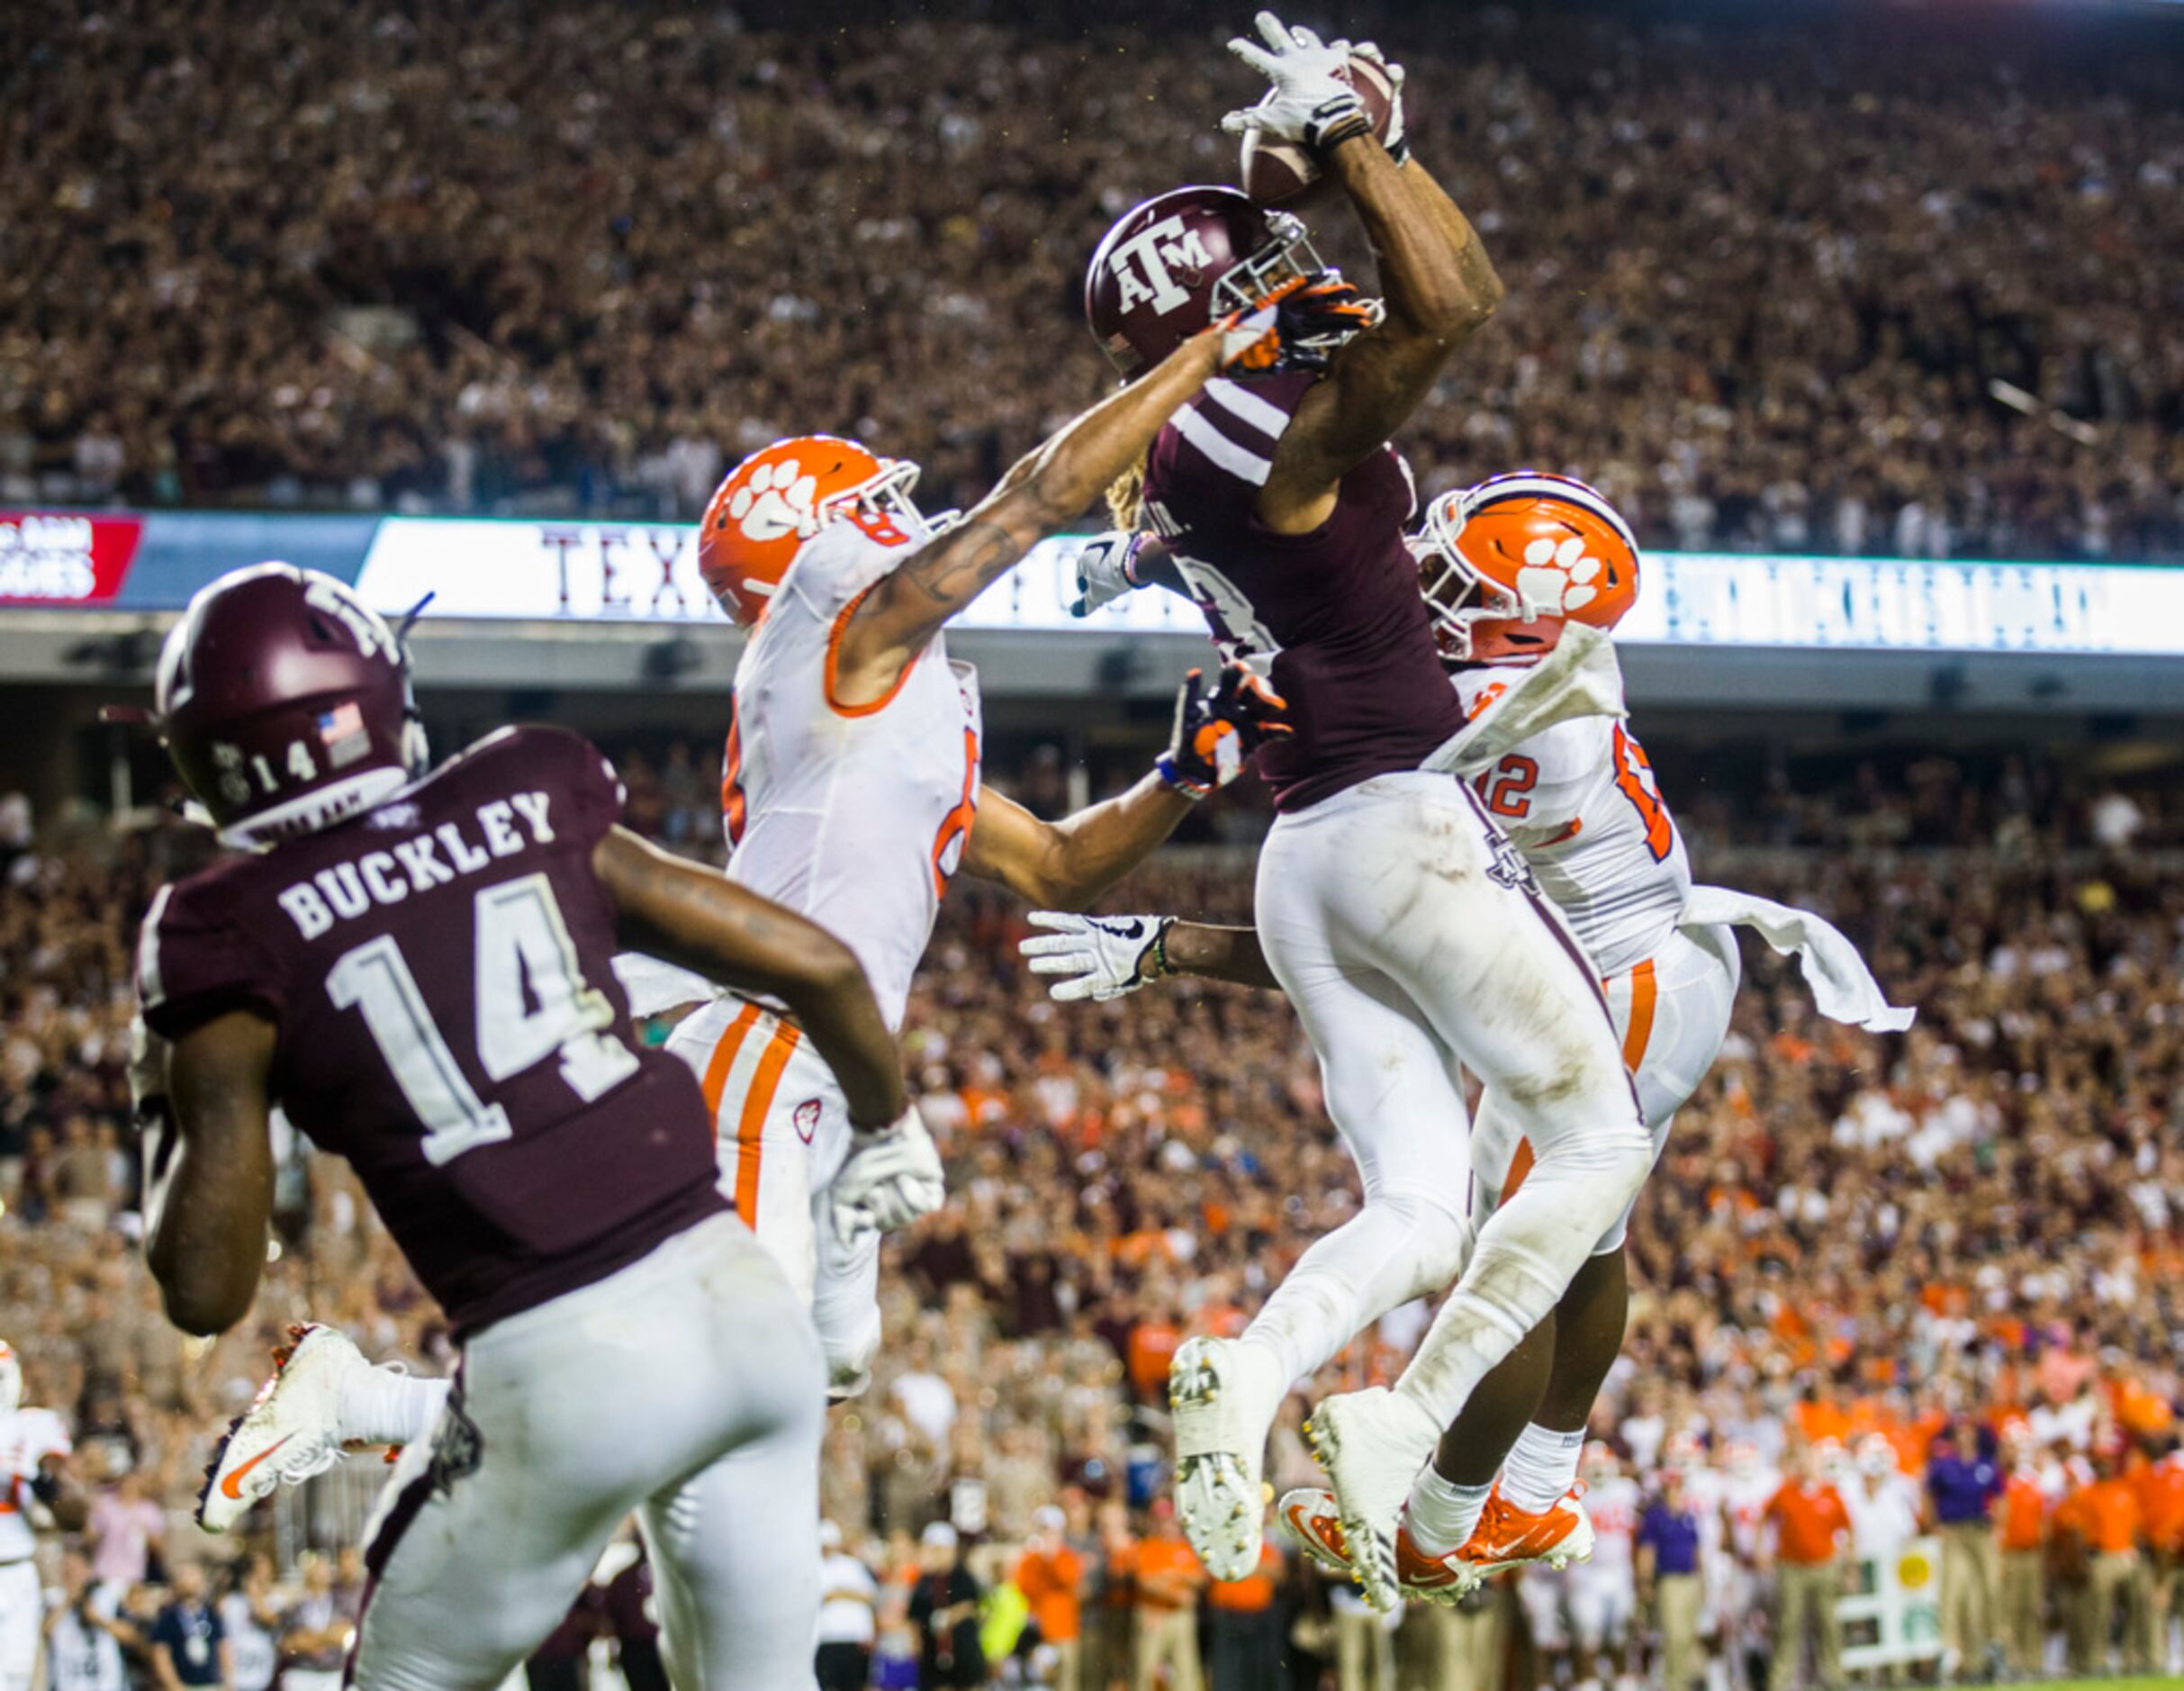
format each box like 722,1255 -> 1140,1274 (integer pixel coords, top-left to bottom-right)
1304,96 -> 1373,157
1140,918 -> 1178,983
1154,752 -> 1212,801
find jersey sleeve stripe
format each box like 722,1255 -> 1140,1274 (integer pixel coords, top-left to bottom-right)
1200,378 -> 1293,442
1170,405 -> 1273,487
824,585 -> 924,718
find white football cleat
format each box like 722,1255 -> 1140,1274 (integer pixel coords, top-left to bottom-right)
1169,1335 -> 1280,1581
1304,1386 -> 1443,1612
197,1324 -> 362,1533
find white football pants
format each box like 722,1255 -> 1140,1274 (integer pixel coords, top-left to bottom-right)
349,1214 -> 822,1691
1248,772 -> 1653,1414
1471,919 -> 1740,1252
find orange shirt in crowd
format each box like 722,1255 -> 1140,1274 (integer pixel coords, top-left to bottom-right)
1014,1546 -> 1084,1644
1767,1481 -> 1851,1565
1133,1533 -> 1205,1613
1126,1319 -> 1180,1399
1207,1541 -> 1282,1613
2067,1478 -> 2142,1555
1999,1474 -> 2049,1552
2139,1456 -> 2184,1553
1793,1399 -> 1852,1446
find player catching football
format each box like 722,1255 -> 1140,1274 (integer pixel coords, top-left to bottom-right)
186,295 -> 1315,1538
131,563 -> 927,1688
1074,13 -> 1665,1606
1030,473 -> 1913,1605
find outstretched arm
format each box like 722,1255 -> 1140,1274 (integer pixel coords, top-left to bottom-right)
963,780 -> 1196,911
1020,913 -> 1285,1000
595,827 -> 905,1128
964,661 -> 1291,907
1261,144 -> 1503,532
1164,920 -> 1284,990
149,1010 -> 279,1335
832,329 -> 1228,709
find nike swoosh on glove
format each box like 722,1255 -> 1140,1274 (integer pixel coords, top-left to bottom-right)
1020,911 -> 1173,1002
828,1105 -> 944,1248
1064,530 -> 1146,617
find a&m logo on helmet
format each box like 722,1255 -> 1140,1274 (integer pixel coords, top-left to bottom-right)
699,437 -> 941,630
1105,216 -> 1220,316
1415,472 -> 1641,667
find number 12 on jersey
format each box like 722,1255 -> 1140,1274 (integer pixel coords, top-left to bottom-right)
327,873 -> 637,1165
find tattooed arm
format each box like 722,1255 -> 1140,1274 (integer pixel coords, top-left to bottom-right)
831,328 -> 1226,708
595,826 -> 905,1127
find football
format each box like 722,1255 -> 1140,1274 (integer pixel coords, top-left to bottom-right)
1238,52 -> 1401,207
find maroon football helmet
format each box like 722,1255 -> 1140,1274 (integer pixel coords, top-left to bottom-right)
1086,185 -> 1346,377
153,564 -> 428,847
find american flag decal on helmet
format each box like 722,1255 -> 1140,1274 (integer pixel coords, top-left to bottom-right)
318,701 -> 370,769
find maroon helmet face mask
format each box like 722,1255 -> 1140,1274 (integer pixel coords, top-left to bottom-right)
153,564 -> 429,848
1085,185 -> 1344,377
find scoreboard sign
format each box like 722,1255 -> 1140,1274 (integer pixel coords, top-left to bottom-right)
0,512 -> 144,604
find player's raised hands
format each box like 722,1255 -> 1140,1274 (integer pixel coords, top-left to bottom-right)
1216,273 -> 1386,378
1158,659 -> 1294,798
1221,12 -> 1371,154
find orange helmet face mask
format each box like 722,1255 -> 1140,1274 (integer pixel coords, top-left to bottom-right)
697,435 -> 945,628
1416,472 -> 1641,666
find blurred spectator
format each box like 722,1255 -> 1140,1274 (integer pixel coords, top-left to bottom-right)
1130,1499 -> 1204,1691
277,1556 -> 357,1691
148,1563 -> 229,1691
909,1522 -> 986,1690
817,1521 -> 879,1691
1015,1506 -> 1085,1691
1637,1470 -> 1704,1691
1203,1533 -> 1282,1691
1763,1446 -> 1849,1691
1927,1418 -> 2002,1677
87,1469 -> 164,1592
217,1556 -> 284,1691
2058,1444 -> 2149,1673
43,1549 -> 139,1691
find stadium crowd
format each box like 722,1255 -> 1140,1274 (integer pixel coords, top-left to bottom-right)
3,736 -> 2183,1688
4,0 -> 2181,562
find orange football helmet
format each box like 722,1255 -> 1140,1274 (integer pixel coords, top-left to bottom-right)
697,436 -> 943,628
1415,472 -> 1640,665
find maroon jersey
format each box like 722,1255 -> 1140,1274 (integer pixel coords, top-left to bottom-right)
1140,372 -> 1462,810
136,725 -> 725,1336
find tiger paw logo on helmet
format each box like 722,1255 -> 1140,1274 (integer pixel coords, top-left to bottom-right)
726,458 -> 820,543
1514,535 -> 1609,619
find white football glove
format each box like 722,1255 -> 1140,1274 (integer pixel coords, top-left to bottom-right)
1349,40 -> 1408,162
1062,530 -> 1146,618
1020,912 -> 1174,1003
827,1105 -> 944,1249
1220,12 -> 1371,154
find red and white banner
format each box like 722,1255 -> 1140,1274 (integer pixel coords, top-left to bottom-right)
0,512 -> 144,604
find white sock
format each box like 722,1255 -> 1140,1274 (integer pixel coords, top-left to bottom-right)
336,1368 -> 451,1447
1403,1467 -> 1493,1557
1501,1423 -> 1586,1513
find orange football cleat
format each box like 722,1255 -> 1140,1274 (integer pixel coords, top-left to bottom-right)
1278,1488 -> 1476,1605
1450,1482 -> 1596,1581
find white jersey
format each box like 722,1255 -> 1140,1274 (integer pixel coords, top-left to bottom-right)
1844,1471 -> 1922,1559
1581,1474 -> 1641,1575
1721,1465 -> 1783,1560
1450,670 -> 1690,977
722,524 -> 982,1032
0,1407 -> 69,1561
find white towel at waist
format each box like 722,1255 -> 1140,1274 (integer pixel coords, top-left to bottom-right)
1682,884 -> 1915,1033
